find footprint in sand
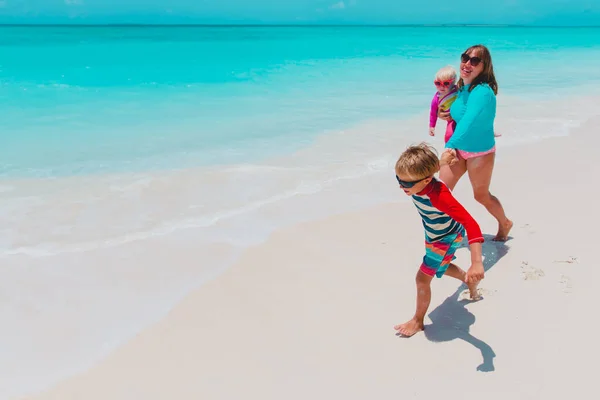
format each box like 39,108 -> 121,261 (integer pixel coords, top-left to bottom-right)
520,261 -> 545,280
553,256 -> 579,264
459,288 -> 495,301
520,223 -> 536,235
560,275 -> 573,293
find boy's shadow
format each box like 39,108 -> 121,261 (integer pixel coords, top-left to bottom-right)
424,234 -> 510,372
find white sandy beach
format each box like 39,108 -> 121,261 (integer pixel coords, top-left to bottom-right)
18,112 -> 598,400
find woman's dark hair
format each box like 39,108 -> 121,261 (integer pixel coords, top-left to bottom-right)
458,44 -> 498,95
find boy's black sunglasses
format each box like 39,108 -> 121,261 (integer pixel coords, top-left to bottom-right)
396,175 -> 427,189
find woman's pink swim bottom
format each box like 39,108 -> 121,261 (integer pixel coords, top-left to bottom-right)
456,146 -> 496,160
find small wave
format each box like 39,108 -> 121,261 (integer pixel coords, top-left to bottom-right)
35,83 -> 77,89
219,164 -> 319,174
108,177 -> 154,192
0,162 -> 386,258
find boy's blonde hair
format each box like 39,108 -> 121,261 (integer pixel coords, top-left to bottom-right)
395,143 -> 440,179
435,65 -> 457,82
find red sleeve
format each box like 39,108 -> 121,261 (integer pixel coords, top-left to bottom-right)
428,182 -> 484,244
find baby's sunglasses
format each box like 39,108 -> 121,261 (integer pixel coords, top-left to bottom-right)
396,175 -> 427,189
434,80 -> 453,87
461,53 -> 482,67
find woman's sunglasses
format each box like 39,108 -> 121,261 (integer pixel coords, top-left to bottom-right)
396,175 -> 426,189
434,80 -> 453,87
461,53 -> 482,67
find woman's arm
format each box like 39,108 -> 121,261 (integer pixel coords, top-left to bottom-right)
445,85 -> 494,149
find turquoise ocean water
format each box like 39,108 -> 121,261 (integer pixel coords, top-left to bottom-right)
1,26 -> 600,398
2,26 -> 600,177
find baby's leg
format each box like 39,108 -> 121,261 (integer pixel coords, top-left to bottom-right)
444,263 -> 480,300
444,120 -> 456,143
394,271 -> 433,337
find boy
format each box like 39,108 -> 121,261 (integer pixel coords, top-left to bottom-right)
394,144 -> 485,337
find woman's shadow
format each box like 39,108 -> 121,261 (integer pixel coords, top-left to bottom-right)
424,234 -> 509,372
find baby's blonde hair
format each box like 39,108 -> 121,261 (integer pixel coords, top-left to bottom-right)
435,65 -> 457,82
395,143 -> 440,180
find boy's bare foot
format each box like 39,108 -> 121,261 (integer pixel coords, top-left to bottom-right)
494,219 -> 513,242
468,282 -> 481,301
394,318 -> 424,337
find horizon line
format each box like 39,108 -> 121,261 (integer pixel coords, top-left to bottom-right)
0,23 -> 599,28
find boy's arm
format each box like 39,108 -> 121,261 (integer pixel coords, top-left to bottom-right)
465,241 -> 484,283
429,93 -> 439,128
428,184 -> 484,245
429,184 -> 485,281
468,241 -> 483,265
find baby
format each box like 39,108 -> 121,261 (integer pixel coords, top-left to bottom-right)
429,66 -> 458,143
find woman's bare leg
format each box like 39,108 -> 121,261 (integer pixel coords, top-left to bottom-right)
439,157 -> 467,191
466,153 -> 513,241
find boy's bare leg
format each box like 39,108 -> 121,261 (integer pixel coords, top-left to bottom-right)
444,263 -> 481,300
394,271 -> 433,337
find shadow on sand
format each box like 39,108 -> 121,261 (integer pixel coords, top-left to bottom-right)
424,234 -> 510,372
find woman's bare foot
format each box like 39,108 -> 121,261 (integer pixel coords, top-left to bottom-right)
494,219 -> 513,241
394,318 -> 424,337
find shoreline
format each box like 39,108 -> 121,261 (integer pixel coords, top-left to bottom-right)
19,112 -> 600,399
2,89 -> 595,258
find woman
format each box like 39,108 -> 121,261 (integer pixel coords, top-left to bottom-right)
438,44 -> 512,241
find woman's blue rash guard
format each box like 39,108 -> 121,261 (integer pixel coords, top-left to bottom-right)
446,83 -> 496,153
